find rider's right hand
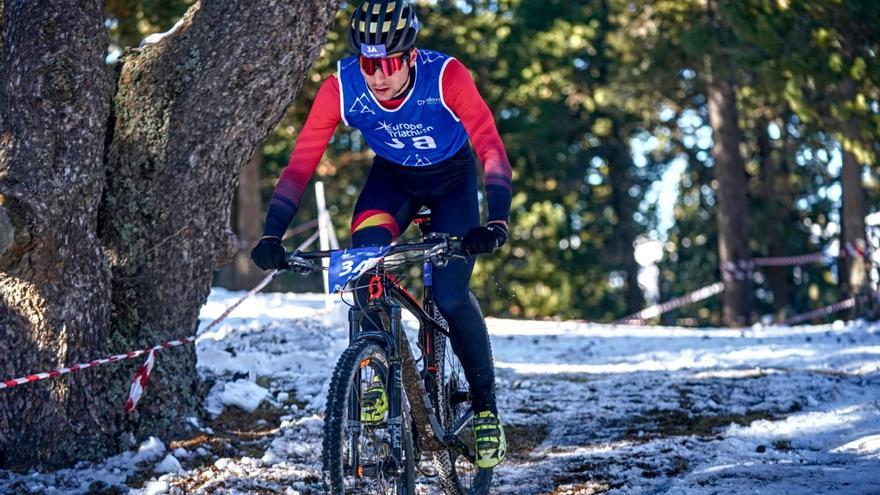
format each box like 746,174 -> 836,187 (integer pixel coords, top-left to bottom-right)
251,236 -> 289,270
462,222 -> 508,255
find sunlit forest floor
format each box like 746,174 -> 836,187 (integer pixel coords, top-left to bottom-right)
491,321 -> 880,494
2,290 -> 878,494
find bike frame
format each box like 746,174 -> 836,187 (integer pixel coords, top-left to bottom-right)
293,237 -> 478,482
354,266 -> 478,478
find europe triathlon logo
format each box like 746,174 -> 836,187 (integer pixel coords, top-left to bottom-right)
376,121 -> 435,138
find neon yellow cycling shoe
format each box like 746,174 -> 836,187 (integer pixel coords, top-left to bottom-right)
473,410 -> 506,468
360,377 -> 388,423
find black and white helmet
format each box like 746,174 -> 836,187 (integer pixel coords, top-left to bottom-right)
349,0 -> 420,57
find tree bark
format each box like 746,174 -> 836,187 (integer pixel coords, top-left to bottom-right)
0,0 -> 115,469
838,81 -> 868,300
756,114 -> 789,319
840,148 -> 867,295
1,0 -> 339,468
706,68 -> 753,327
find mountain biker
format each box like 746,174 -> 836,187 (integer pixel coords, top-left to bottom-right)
251,0 -> 511,469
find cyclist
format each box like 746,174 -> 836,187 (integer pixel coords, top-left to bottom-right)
251,0 -> 511,469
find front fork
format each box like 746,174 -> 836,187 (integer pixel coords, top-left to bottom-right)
387,305 -> 404,469
346,280 -> 407,479
347,308 -> 362,476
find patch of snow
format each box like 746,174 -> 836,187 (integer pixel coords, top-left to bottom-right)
153,454 -> 182,474
134,437 -> 166,463
138,480 -> 169,495
220,379 -> 269,413
832,433 -> 880,458
139,18 -> 184,47
2,289 -> 878,494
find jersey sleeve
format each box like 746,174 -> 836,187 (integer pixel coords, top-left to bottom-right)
263,76 -> 342,238
441,59 -> 513,223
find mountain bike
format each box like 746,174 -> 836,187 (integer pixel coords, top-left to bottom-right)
283,217 -> 493,495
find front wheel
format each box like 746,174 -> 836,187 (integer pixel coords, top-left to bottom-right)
322,339 -> 416,495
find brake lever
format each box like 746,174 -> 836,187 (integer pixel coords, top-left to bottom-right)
425,243 -> 448,258
446,239 -> 467,260
426,238 -> 469,267
286,253 -> 319,274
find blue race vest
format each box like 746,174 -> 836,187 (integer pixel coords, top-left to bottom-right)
338,49 -> 469,167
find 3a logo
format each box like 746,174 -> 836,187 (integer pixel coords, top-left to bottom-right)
361,43 -> 387,57
384,136 -> 437,150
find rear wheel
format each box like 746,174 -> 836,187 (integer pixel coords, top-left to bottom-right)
430,311 -> 493,495
322,339 -> 416,494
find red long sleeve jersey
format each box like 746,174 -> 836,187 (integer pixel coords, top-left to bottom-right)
264,58 -> 513,238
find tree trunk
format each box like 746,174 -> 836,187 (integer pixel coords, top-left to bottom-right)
0,0 -> 115,469
756,114 -> 789,320
706,68 -> 753,327
838,81 -> 868,300
604,127 -> 644,314
1,0 -> 339,468
840,147 -> 868,295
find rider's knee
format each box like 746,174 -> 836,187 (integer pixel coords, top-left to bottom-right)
351,211 -> 399,247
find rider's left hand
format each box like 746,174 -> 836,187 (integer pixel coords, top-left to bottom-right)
462,222 -> 508,255
251,236 -> 289,270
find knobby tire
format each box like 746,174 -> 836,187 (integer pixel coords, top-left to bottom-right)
322,339 -> 416,495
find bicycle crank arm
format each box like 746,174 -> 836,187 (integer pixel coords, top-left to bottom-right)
445,434 -> 478,463
447,407 -> 474,437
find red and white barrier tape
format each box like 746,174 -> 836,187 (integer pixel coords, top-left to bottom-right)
782,291 -> 877,326
615,282 -> 725,324
124,350 -> 155,413
0,337 -> 195,391
0,270 -> 278,413
721,239 -> 867,281
753,251 -> 826,267
721,260 -> 754,282
841,238 -> 867,258
614,238 -> 871,326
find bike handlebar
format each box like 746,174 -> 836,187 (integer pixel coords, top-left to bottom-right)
282,233 -> 466,274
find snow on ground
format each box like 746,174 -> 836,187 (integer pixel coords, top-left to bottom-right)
1,288 -> 879,494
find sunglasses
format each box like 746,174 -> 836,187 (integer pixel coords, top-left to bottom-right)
359,52 -> 411,76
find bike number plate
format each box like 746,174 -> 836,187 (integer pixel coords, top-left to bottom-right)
328,246 -> 391,293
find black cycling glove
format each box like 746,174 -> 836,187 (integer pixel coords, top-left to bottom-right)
250,236 -> 288,270
462,223 -> 508,255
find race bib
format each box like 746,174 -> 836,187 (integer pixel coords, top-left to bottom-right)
328,246 -> 391,293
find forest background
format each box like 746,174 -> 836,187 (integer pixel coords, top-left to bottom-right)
108,0 -> 880,327
1,0 -> 878,470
